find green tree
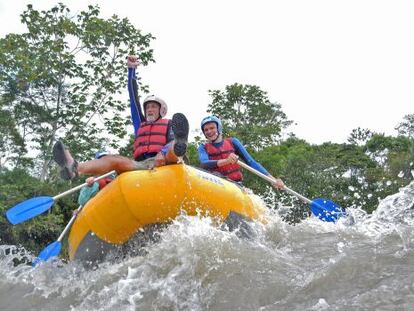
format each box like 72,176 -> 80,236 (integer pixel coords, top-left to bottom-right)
251,137 -> 401,218
0,4 -> 155,180
396,114 -> 414,139
348,127 -> 373,146
0,168 -> 77,255
207,83 -> 292,151
365,134 -> 414,181
0,107 -> 27,170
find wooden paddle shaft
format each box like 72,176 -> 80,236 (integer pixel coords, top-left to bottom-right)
237,161 -> 312,204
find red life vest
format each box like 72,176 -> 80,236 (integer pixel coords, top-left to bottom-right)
97,177 -> 113,190
133,119 -> 170,160
204,138 -> 243,182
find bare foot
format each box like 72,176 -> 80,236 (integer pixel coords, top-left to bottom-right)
52,141 -> 78,180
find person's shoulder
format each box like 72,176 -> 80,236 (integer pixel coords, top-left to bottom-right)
230,137 -> 242,145
157,118 -> 170,124
197,143 -> 207,151
230,137 -> 246,153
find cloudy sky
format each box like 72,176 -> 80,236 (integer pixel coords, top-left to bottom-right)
1,0 -> 413,144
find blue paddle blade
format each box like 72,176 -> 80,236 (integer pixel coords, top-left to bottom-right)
310,198 -> 346,222
32,241 -> 62,267
6,196 -> 54,225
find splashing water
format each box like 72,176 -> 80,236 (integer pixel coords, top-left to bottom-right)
1,181 -> 414,310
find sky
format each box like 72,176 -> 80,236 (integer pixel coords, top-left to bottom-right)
0,0 -> 413,144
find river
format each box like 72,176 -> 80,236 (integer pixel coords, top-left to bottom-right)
1,181 -> 414,310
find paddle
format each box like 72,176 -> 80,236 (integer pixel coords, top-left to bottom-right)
237,161 -> 345,222
32,204 -> 84,266
6,170 -> 116,225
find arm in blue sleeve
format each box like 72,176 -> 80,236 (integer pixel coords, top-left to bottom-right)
232,138 -> 270,175
132,76 -> 145,122
198,144 -> 218,170
128,67 -> 144,136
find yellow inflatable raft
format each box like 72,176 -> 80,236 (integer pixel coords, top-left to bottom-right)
68,164 -> 266,262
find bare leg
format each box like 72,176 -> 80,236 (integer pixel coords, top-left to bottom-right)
78,156 -> 154,175
53,141 -> 154,180
78,155 -> 138,175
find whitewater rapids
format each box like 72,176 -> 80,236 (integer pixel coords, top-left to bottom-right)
1,181 -> 414,311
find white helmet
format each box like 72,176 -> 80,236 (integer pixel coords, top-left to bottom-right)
143,95 -> 168,118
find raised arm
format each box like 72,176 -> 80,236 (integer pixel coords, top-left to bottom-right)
127,56 -> 144,136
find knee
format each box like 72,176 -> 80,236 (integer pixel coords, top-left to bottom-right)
107,155 -> 132,170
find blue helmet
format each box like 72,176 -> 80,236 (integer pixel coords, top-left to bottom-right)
95,151 -> 109,159
201,115 -> 222,134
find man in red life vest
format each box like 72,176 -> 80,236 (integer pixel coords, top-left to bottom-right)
52,56 -> 189,180
198,115 -> 284,189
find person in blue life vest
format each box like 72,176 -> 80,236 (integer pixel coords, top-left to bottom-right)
198,115 -> 285,189
77,151 -> 116,207
52,55 -> 189,180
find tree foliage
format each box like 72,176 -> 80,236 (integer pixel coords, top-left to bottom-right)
207,83 -> 292,151
248,134 -> 413,217
0,106 -> 27,170
0,4 -> 155,179
0,168 -> 76,254
347,127 -> 373,146
396,114 -> 414,139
